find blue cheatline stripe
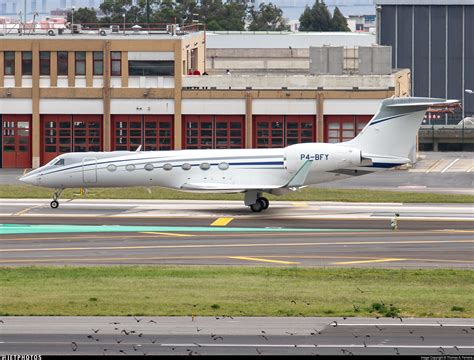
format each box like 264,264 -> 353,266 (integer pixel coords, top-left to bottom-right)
33,157 -> 285,177
369,112 -> 413,126
0,224 -> 375,235
368,163 -> 405,168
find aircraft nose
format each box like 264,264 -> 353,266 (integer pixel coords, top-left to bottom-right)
19,174 -> 36,185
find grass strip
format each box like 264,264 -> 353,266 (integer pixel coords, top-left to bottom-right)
0,266 -> 472,317
0,185 -> 473,203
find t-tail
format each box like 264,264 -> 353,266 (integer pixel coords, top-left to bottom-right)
345,97 -> 459,167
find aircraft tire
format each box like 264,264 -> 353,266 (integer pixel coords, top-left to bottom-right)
50,200 -> 59,209
259,197 -> 269,210
250,201 -> 263,212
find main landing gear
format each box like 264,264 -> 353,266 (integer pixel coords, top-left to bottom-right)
250,197 -> 269,212
245,191 -> 270,213
50,189 -> 63,209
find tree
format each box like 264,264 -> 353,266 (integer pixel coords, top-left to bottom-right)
247,3 -> 289,31
331,6 -> 350,31
67,7 -> 98,25
298,0 -> 333,32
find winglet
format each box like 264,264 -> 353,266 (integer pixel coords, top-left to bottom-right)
285,160 -> 313,187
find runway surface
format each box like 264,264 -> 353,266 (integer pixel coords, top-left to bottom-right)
1,316 -> 473,355
0,200 -> 472,268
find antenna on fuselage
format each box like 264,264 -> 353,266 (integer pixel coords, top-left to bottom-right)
135,145 -> 142,152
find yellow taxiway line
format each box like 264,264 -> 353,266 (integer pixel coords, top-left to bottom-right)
1,239 -> 473,253
333,258 -> 407,265
228,256 -> 300,265
140,232 -> 194,237
210,217 -> 234,226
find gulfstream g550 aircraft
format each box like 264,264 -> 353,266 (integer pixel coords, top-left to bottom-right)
20,97 -> 457,212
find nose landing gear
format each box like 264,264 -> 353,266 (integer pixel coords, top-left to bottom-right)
50,189 -> 63,209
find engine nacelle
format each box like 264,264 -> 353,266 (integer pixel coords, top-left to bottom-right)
284,143 -> 362,173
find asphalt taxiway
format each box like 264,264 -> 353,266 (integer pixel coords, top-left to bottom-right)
0,199 -> 472,268
1,316 -> 473,355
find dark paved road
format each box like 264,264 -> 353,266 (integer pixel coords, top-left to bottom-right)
1,317 -> 473,355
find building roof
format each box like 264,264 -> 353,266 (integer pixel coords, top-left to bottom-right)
376,0 -> 472,5
206,32 -> 376,49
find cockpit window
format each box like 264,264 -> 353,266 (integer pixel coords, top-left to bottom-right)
52,158 -> 65,166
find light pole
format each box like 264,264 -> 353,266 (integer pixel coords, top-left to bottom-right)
71,6 -> 75,32
463,89 -> 473,151
122,13 -> 126,35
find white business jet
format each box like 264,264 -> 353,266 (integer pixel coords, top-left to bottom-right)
20,97 -> 457,212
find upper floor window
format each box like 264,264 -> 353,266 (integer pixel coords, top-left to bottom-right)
129,60 -> 174,76
111,51 -> 121,76
40,51 -> 51,76
4,51 -> 15,75
57,51 -> 68,76
75,51 -> 86,76
22,51 -> 32,76
93,51 -> 103,76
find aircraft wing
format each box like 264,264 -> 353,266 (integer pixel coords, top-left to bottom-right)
180,183 -> 282,191
181,160 -> 314,192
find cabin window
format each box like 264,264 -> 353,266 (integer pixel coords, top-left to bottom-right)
181,163 -> 191,170
144,163 -> 154,171
163,163 -> 173,171
126,164 -> 135,171
218,162 -> 229,170
107,164 -> 117,172
200,162 -> 210,170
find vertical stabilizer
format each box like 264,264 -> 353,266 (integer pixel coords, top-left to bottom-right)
345,97 -> 458,162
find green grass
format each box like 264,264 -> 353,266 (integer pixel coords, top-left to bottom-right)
0,266 -> 472,317
1,185 -> 473,203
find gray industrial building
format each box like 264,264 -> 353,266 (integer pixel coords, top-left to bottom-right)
376,0 -> 473,121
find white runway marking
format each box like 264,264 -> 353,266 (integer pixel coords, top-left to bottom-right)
441,159 -> 460,173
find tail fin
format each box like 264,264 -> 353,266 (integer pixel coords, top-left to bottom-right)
345,97 -> 458,165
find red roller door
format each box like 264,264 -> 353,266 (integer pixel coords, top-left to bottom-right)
112,115 -> 173,151
253,115 -> 316,148
324,115 -> 372,143
183,115 -> 244,149
41,115 -> 102,165
1,115 -> 32,168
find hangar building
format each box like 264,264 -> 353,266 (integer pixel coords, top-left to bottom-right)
0,27 -> 409,169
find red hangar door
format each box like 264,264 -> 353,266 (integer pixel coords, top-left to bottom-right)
324,115 -> 372,143
41,115 -> 102,165
112,115 -> 173,151
183,115 -> 245,149
253,115 -> 315,148
1,115 -> 32,168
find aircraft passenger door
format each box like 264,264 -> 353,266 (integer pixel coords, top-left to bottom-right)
82,157 -> 97,184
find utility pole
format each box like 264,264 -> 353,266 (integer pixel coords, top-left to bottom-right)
23,0 -> 27,23
146,0 -> 150,26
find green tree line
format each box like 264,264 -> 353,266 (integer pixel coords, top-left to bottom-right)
68,0 -> 349,32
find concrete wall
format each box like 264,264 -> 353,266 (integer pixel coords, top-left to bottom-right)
206,32 -> 377,49
309,47 -> 344,75
183,73 -> 399,91
358,46 -> 392,75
